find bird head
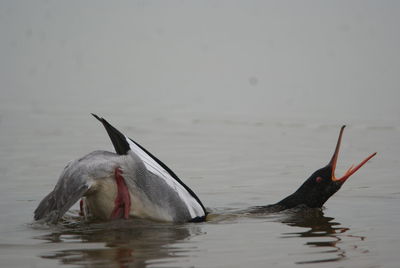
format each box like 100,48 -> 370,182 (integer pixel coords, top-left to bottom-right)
278,126 -> 376,209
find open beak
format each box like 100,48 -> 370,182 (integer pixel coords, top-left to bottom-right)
329,125 -> 377,183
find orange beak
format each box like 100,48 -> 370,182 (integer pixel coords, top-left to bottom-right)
329,125 -> 377,183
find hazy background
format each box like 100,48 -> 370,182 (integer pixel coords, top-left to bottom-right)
1,0 -> 399,124
1,1 -> 400,268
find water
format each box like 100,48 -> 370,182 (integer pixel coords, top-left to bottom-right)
1,1 -> 400,267
1,112 -> 398,268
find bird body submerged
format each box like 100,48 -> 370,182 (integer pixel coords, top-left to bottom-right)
34,116 -> 376,224
34,115 -> 207,223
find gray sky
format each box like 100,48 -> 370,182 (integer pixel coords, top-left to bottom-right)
1,1 -> 399,124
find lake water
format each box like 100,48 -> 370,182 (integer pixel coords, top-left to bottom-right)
1,1 -> 400,267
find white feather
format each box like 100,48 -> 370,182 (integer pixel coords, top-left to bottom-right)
125,137 -> 204,218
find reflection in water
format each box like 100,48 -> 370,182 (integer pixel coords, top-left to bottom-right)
33,208 -> 367,267
277,208 -> 365,265
35,213 -> 203,268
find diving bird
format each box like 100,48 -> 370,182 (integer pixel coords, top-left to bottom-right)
34,114 -> 207,223
34,116 -> 376,224
250,125 -> 376,213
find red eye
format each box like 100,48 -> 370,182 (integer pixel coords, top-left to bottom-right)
316,177 -> 323,183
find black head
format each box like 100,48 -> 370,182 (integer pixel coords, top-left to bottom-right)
277,126 -> 376,209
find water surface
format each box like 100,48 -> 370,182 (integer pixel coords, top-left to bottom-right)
1,1 -> 400,267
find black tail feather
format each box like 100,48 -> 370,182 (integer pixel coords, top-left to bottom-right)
92,114 -> 130,155
91,114 -> 208,217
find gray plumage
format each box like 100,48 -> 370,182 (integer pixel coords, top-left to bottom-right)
34,115 -> 206,224
35,150 -> 198,223
34,151 -> 122,223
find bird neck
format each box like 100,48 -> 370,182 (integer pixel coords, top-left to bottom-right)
275,190 -> 304,210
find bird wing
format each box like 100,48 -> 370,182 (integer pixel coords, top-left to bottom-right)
92,114 -> 207,220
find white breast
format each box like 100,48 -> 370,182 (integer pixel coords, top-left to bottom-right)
83,176 -> 174,222
84,177 -> 117,220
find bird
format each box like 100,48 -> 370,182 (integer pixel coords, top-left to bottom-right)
34,117 -> 376,224
249,125 -> 376,213
34,114 -> 207,224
